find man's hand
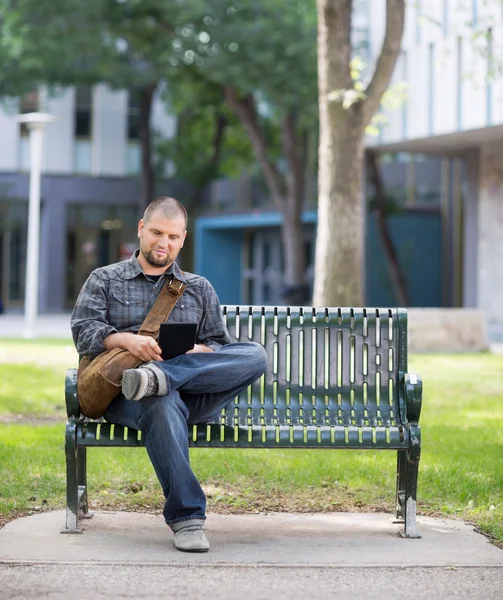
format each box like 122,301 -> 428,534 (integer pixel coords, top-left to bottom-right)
186,344 -> 214,354
104,332 -> 162,362
127,334 -> 163,362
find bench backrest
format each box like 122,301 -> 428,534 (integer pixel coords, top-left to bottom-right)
216,306 -> 408,444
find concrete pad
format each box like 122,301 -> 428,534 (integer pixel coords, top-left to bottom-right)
1,510 -> 501,567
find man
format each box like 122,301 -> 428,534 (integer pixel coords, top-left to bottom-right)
71,196 -> 267,553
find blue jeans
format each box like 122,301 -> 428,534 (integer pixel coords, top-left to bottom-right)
105,342 -> 268,530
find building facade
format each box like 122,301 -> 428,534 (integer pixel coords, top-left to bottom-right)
370,0 -> 503,341
0,84 -> 178,312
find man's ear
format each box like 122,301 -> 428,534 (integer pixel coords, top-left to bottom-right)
181,230 -> 187,248
137,219 -> 144,239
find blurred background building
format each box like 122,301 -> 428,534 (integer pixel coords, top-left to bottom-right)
0,0 -> 502,341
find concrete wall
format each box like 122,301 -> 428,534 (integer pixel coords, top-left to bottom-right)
408,308 -> 489,353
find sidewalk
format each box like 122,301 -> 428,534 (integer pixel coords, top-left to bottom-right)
0,510 -> 502,599
0,313 -> 72,338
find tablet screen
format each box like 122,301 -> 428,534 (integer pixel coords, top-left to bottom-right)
158,322 -> 198,360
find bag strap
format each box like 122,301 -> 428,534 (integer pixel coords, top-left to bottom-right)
137,275 -> 187,338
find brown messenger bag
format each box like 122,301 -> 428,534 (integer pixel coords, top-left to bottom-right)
77,275 -> 186,419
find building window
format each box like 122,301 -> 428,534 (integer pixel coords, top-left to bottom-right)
127,90 -> 140,141
428,43 -> 434,135
75,87 -> 92,138
74,86 -> 93,173
443,0 -> 449,35
127,90 -> 141,174
19,90 -> 39,134
415,0 -> 422,45
486,28 -> 493,126
19,90 -> 39,170
401,51 -> 408,139
456,37 -> 463,131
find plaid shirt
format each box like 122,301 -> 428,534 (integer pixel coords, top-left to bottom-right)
71,251 -> 231,357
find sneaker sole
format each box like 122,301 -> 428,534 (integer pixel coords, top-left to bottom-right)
122,370 -> 145,401
174,544 -> 209,553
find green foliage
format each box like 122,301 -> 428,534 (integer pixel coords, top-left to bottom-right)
1,0 -> 317,191
170,0 -> 318,124
0,0 -> 108,96
154,76 -> 255,186
332,56 -> 409,137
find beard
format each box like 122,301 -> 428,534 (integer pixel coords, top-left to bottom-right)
143,247 -> 171,268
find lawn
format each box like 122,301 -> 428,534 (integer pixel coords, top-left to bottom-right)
0,340 -> 502,545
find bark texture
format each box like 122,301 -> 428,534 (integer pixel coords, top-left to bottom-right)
313,0 -> 405,306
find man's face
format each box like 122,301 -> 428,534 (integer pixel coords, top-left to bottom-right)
137,212 -> 187,270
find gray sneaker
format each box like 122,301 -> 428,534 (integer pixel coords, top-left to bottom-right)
121,365 -> 158,400
174,525 -> 210,553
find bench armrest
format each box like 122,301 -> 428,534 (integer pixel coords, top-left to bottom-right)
65,368 -> 80,420
402,373 -> 422,423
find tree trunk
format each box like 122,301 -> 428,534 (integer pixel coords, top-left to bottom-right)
138,82 -> 158,212
313,0 -> 405,306
367,149 -> 410,306
313,109 -> 365,306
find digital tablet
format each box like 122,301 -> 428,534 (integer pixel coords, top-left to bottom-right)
158,322 -> 197,360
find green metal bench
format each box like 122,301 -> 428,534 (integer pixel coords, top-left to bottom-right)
63,306 -> 422,538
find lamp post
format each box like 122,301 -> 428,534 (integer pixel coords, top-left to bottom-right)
15,112 -> 55,338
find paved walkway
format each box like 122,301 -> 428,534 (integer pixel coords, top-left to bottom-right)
0,510 -> 502,599
0,313 -> 72,339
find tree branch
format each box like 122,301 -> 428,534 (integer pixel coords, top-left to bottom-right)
224,86 -> 286,204
362,0 -> 405,126
281,113 -> 304,213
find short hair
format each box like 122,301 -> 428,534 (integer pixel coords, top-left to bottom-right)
143,197 -> 188,228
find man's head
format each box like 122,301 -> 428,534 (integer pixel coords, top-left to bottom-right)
137,197 -> 188,272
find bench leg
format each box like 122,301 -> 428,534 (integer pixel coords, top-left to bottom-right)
401,457 -> 421,539
397,426 -> 422,539
77,446 -> 93,521
394,450 -> 407,523
61,421 -> 82,534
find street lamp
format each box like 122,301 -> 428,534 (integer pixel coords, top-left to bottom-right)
15,112 -> 55,338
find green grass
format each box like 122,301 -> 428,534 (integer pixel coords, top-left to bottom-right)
0,364 -> 67,417
0,338 -> 77,371
0,348 -> 502,545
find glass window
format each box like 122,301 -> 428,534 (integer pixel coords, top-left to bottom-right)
65,203 -> 138,307
128,90 -> 141,140
75,87 -> 92,138
74,87 -> 93,173
19,90 -> 39,137
0,200 -> 28,308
